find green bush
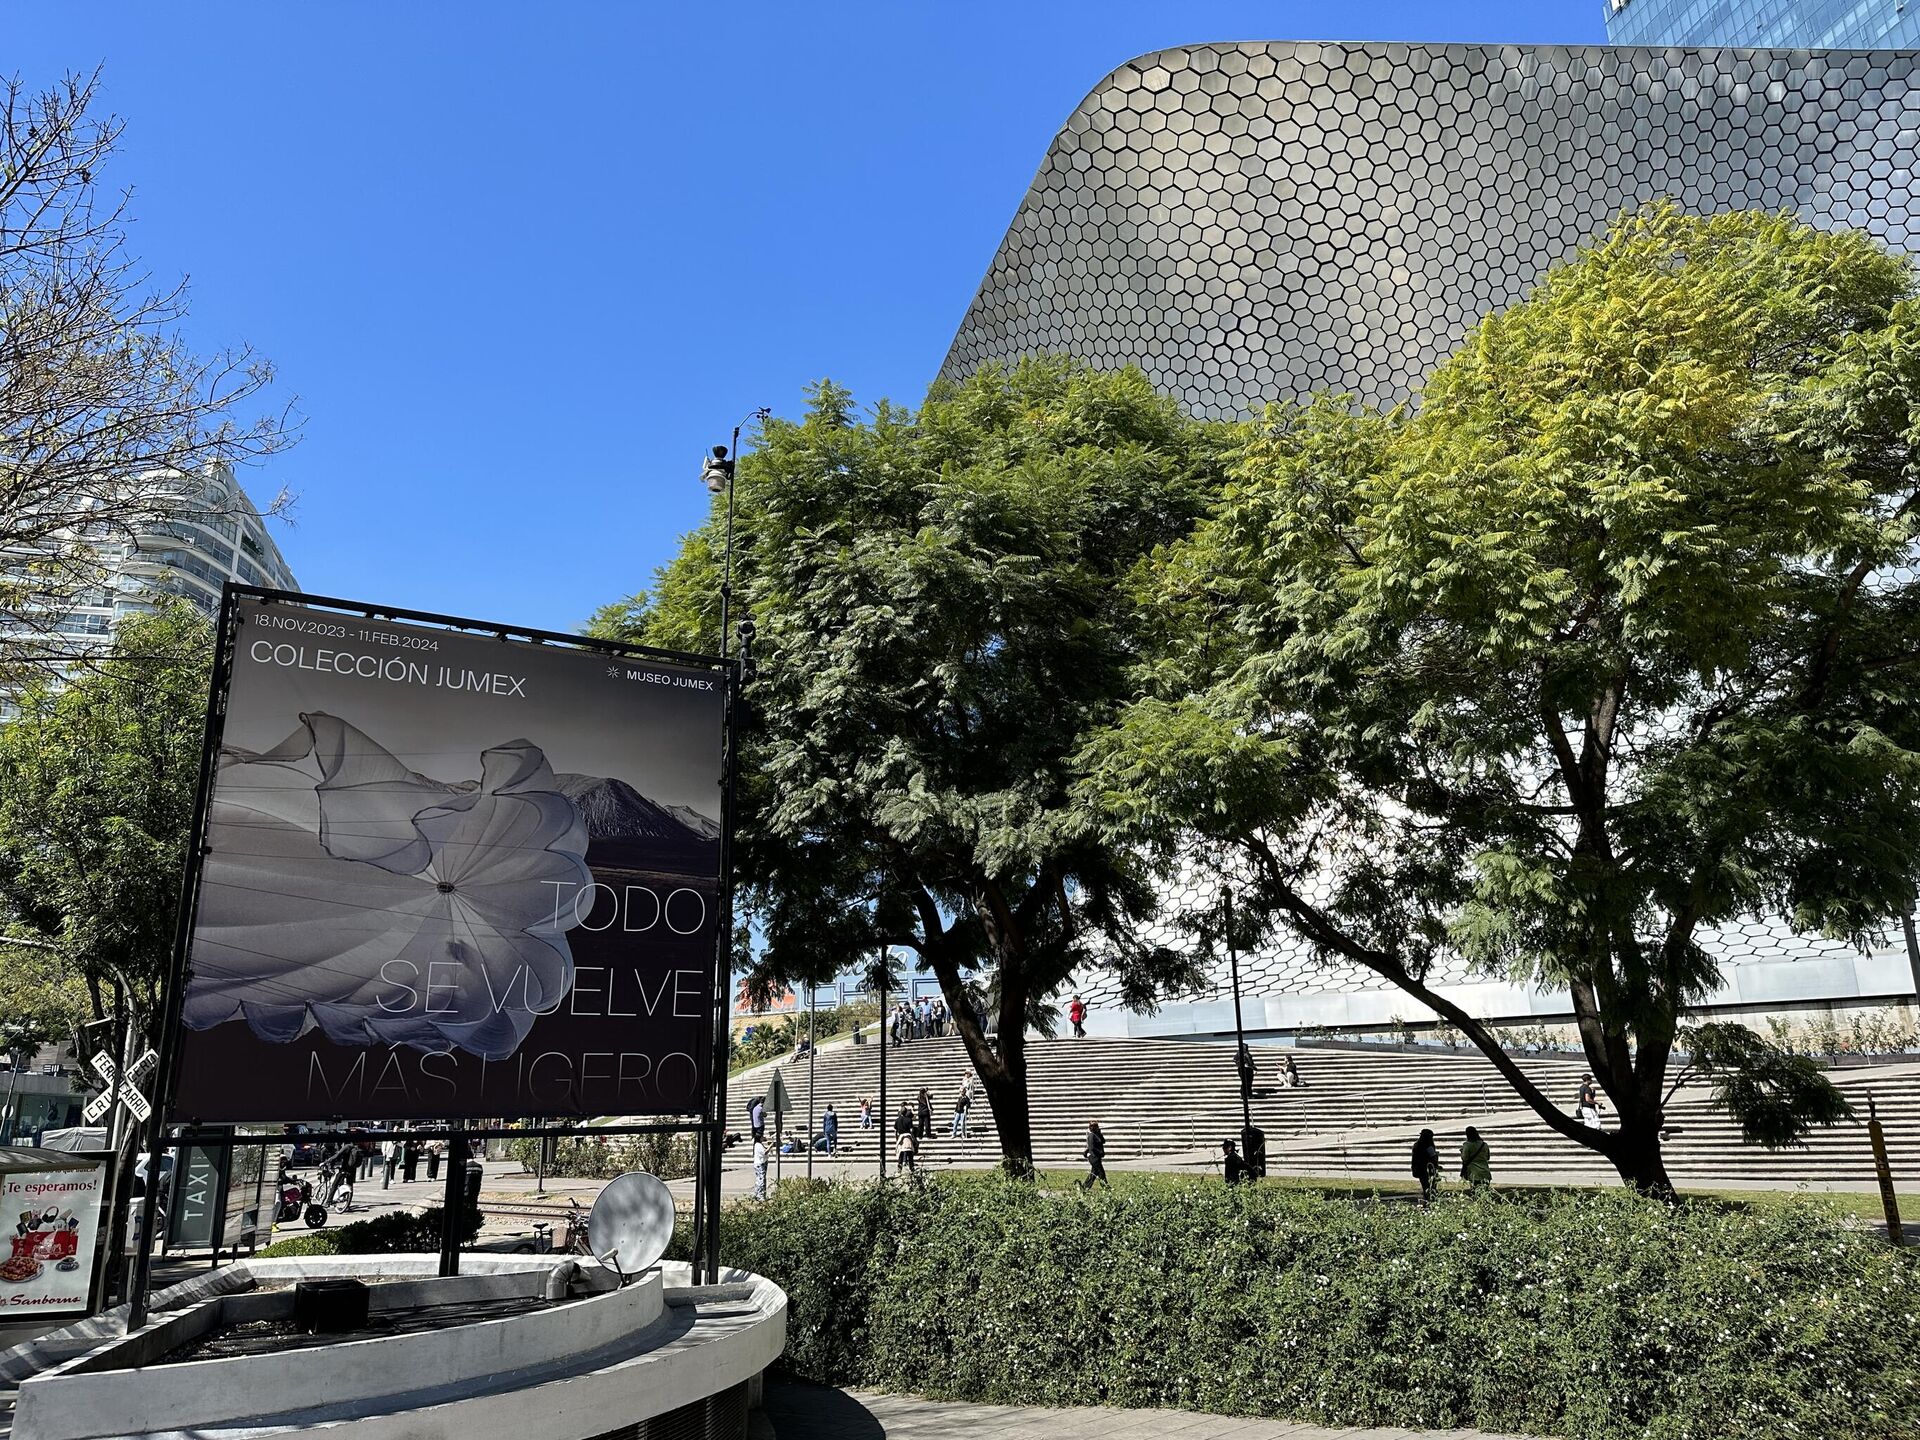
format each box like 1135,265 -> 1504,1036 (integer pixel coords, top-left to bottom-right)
253,1205 -> 479,1258
504,1132 -> 697,1181
714,1176 -> 1920,1439
255,1232 -> 340,1257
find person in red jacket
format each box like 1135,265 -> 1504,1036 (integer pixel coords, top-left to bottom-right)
1068,995 -> 1087,1039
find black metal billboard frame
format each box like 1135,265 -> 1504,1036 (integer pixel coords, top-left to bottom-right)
126,584 -> 738,1325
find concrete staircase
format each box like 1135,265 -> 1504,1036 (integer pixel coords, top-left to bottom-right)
735,1034 -> 1920,1188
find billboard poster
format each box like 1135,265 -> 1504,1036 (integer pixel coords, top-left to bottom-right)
1,1162 -> 104,1317
169,595 -> 724,1123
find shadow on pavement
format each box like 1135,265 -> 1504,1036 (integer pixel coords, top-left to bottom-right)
764,1378 -> 887,1438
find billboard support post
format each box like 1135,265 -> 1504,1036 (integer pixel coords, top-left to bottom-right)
129,585 -> 241,1330
437,1122 -> 465,1278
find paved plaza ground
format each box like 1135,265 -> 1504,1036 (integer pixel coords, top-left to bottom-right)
762,1379 -> 1533,1440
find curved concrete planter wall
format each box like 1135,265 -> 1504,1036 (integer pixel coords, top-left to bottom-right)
12,1257 -> 786,1440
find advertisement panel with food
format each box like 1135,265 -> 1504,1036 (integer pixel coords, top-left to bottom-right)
2,1163 -> 104,1316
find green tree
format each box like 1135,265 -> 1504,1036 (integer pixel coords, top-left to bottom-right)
0,941 -> 89,1058
0,602 -> 212,1030
593,362 -> 1221,1170
1083,206 -> 1920,1192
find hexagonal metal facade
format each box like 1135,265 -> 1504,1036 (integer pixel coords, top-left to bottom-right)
941,41 -> 1920,1017
942,41 -> 1920,421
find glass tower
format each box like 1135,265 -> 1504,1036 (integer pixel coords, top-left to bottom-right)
1606,0 -> 1919,48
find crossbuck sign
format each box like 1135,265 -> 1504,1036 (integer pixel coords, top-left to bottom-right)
83,1048 -> 158,1126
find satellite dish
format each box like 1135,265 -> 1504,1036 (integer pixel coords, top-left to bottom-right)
587,1171 -> 675,1278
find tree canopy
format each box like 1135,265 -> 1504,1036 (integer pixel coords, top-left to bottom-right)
592,360 -> 1225,1168
1082,205 -> 1920,1190
0,602 -> 212,1029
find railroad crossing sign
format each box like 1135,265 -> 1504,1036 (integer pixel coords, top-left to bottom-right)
83,1048 -> 157,1125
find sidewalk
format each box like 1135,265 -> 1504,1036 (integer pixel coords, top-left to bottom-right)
763,1379 -> 1533,1439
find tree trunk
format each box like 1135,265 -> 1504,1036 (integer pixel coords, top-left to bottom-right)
976,1055 -> 1034,1177
1605,1117 -> 1675,1196
921,935 -> 1036,1177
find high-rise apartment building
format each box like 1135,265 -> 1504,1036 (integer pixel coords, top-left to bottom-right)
1,462 -> 297,685
1607,0 -> 1917,50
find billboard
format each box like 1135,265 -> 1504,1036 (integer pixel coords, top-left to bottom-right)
1,1158 -> 104,1318
169,595 -> 724,1123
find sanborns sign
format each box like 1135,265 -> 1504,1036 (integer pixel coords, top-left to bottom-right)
169,595 -> 724,1123
1,1164 -> 103,1315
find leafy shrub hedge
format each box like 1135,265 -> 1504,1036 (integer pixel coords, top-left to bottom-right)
255,1204 -> 480,1258
713,1176 -> 1920,1440
504,1132 -> 696,1181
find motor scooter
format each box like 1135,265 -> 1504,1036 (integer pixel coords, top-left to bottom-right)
274,1161 -> 328,1229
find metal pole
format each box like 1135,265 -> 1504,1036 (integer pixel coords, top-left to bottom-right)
128,585 -> 240,1331
703,412 -> 760,1285
690,1112 -> 707,1285
806,983 -> 816,1179
878,951 -> 888,1181
90,996 -> 128,1310
1902,909 -> 1920,1005
1228,890 -> 1250,1132
437,1122 -> 465,1277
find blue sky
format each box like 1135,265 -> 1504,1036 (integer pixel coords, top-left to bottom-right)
9,2 -> 1604,634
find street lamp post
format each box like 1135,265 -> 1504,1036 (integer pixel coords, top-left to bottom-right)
697,407 -> 769,1285
1227,889 -> 1251,1132
806,982 -> 816,1180
878,949 -> 887,1181
1225,889 -> 1266,1180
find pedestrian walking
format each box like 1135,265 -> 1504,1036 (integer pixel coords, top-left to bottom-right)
1235,1042 -> 1256,1102
382,1138 -> 400,1188
1576,1074 -> 1606,1130
752,1137 -> 768,1200
1460,1126 -> 1492,1189
822,1104 -> 839,1155
425,1141 -> 443,1183
897,1126 -> 920,1184
1069,994 -> 1087,1039
917,1086 -> 934,1141
860,1097 -> 874,1130
1079,1120 -> 1110,1190
1411,1128 -> 1441,1203
1222,1138 -> 1249,1185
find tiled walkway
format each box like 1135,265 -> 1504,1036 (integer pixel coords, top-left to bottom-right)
762,1379 -> 1532,1439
